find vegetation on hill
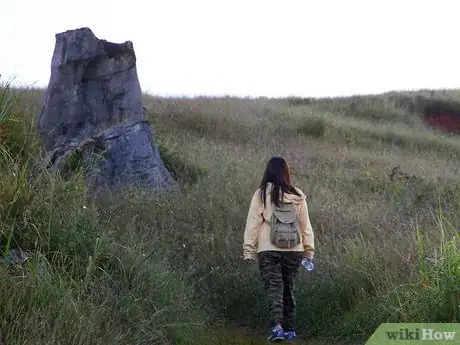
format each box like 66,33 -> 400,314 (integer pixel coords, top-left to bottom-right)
0,78 -> 459,345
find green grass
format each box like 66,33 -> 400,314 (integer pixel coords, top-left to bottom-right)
0,80 -> 459,345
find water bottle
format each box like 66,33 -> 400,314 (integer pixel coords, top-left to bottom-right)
301,258 -> 314,271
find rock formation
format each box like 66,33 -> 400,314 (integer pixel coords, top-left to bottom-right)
37,27 -> 176,194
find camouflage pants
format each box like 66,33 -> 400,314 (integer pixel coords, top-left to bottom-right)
258,250 -> 303,331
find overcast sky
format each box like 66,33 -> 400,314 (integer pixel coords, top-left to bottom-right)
1,0 -> 459,98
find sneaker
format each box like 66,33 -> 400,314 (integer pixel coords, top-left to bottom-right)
267,325 -> 284,342
284,330 -> 296,342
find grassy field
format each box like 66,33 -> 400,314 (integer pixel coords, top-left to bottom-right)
0,79 -> 459,345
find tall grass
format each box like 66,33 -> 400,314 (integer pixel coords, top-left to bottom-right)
0,82 -> 459,345
0,83 -> 203,345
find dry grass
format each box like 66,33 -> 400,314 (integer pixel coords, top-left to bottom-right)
145,92 -> 460,250
0,82 -> 459,345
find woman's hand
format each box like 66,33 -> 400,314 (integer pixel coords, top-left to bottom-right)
244,258 -> 256,263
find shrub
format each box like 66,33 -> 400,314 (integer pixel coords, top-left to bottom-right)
297,115 -> 327,138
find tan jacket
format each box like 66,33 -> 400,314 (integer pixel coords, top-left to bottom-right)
243,182 -> 315,261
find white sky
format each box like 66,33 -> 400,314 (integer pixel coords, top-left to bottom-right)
1,0 -> 460,98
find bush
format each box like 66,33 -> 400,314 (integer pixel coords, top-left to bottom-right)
297,115 -> 327,138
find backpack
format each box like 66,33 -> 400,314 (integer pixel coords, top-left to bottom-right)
269,202 -> 301,248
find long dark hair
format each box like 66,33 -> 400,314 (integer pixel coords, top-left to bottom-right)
259,156 -> 301,207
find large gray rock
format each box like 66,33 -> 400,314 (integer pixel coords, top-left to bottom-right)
37,27 -> 176,193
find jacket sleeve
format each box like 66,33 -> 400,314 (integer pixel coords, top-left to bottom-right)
299,199 -> 315,259
243,190 -> 264,260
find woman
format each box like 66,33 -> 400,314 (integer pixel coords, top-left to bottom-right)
243,156 -> 315,342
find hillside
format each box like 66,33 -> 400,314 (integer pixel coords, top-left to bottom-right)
1,82 -> 459,345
